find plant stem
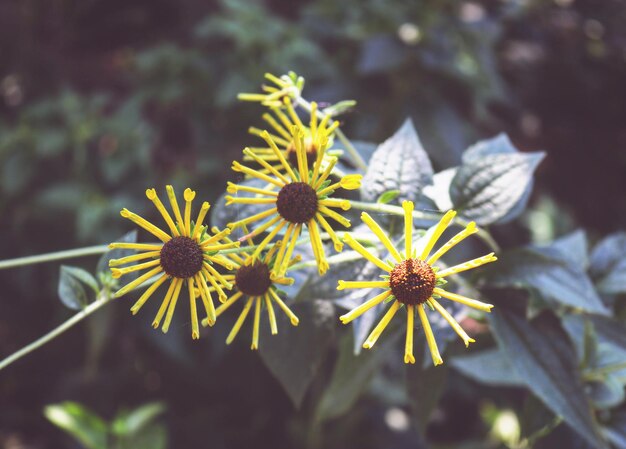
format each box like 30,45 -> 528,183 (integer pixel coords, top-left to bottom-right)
0,292 -> 113,372
0,245 -> 109,270
349,200 -> 501,253
289,250 -> 365,271
293,96 -> 368,171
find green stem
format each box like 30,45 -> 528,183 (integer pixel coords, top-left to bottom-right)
0,245 -> 109,270
0,292 -> 113,372
293,96 -> 368,171
289,250 -> 365,271
583,361 -> 626,381
349,200 -> 501,253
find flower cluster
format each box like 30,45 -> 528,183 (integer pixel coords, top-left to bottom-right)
109,72 -> 497,365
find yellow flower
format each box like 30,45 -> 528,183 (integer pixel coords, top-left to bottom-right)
202,235 -> 299,350
109,186 -> 239,339
245,98 -> 339,177
337,202 -> 497,366
226,125 -> 361,277
237,72 -> 304,108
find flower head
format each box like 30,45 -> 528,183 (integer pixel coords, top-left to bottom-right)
337,202 -> 497,366
226,125 -> 361,276
245,98 -> 339,177
109,186 -> 239,339
202,235 -> 299,350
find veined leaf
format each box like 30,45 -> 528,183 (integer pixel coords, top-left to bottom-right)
590,232 -> 626,295
44,402 -> 108,449
58,266 -> 90,310
361,119 -> 434,204
451,348 -> 525,387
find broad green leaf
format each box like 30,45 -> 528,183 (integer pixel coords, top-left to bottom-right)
552,230 -> 589,271
407,338 -> 449,435
588,377 -> 625,410
489,309 -> 608,449
361,119 -> 434,204
589,232 -> 626,295
44,402 -> 108,449
423,167 -> 457,211
451,348 -> 525,387
58,266 -> 89,310
450,134 -> 544,225
62,265 -> 99,293
482,246 -> 609,315
315,329 -> 399,422
259,300 -> 336,408
118,423 -> 167,449
112,402 -> 166,436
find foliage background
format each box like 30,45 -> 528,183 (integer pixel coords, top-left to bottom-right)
1,0 -> 626,448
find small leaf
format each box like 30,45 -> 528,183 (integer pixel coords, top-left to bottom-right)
482,246 -> 609,315
450,134 -> 545,225
322,100 -> 357,117
259,300 -> 336,407
588,377 -> 625,410
62,266 -> 99,293
489,309 -> 608,449
451,348 -> 525,387
361,119 -> 434,204
112,402 -> 166,436
44,402 -> 108,449
58,266 -> 90,310
376,189 -> 401,204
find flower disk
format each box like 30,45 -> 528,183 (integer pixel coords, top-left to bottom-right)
276,182 -> 318,224
235,261 -> 272,297
389,259 -> 436,305
160,236 -> 204,279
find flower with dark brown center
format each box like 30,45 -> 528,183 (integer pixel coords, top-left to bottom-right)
389,258 -> 436,305
276,182 -> 319,224
235,260 -> 272,297
160,236 -> 204,279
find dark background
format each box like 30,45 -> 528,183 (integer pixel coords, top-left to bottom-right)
1,0 -> 625,447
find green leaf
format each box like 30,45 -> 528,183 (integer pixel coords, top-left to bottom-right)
112,402 -> 166,436
552,230 -> 589,271
361,119 -> 434,204
589,232 -> 626,295
44,402 -> 108,449
118,423 -> 167,449
450,134 -> 545,225
315,329 -> 399,422
489,309 -> 608,449
451,348 -> 525,387
407,338 -> 449,435
58,266 -> 90,310
482,246 -> 609,315
258,300 -> 336,408
62,265 -> 99,293
376,189 -> 400,204
588,377 -> 625,410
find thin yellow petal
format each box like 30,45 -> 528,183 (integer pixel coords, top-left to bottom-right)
308,219 -> 329,275
214,290 -> 244,319
243,148 -> 290,185
226,182 -> 278,197
430,298 -> 475,347
363,300 -> 401,349
192,201 -> 211,240
434,288 -> 494,313
226,297 -> 254,345
110,259 -> 160,278
265,294 -> 278,335
152,278 -> 179,329
405,305 -> 416,364
260,130 -> 298,181
108,242 -> 162,251
166,185 -> 186,234
276,223 -> 301,276
403,201 -> 414,259
232,161 -> 285,188
130,274 -> 168,315
427,222 -> 478,265
183,188 -> 195,237
417,305 -> 443,366
251,297 -> 262,350
343,233 -> 392,272
339,290 -> 392,324
361,212 -> 403,262
188,278 -> 199,339
320,198 -> 351,211
120,209 -> 171,242
196,273 -> 217,325
419,210 -> 456,260
436,253 -> 497,277
227,207 -> 278,229
318,205 -> 351,228
114,266 -> 163,297
268,288 -> 299,326
109,250 -> 160,267
250,218 -> 286,260
315,213 -> 343,252
161,276 -> 184,333
146,188 -> 180,236
337,280 -> 390,290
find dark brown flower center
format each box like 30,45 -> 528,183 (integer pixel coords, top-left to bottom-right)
286,140 -> 318,169
160,236 -> 204,278
235,260 -> 272,296
276,182 -> 318,224
389,259 -> 436,305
